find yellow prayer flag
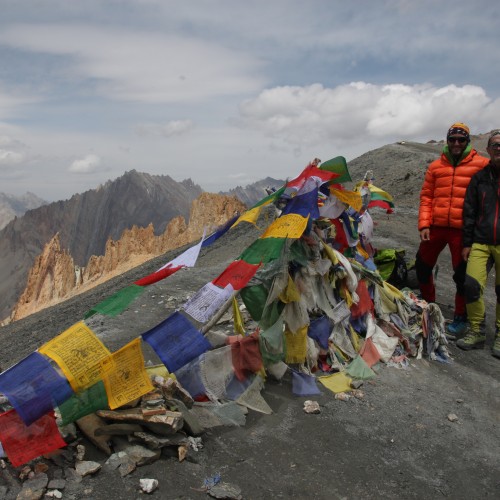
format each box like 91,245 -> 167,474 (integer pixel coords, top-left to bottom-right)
39,322 -> 113,392
233,296 -> 246,335
261,214 -> 308,239
284,325 -> 308,364
231,205 -> 264,228
318,372 -> 353,393
321,241 -> 339,265
330,188 -> 363,212
103,338 -> 154,410
278,274 -> 301,303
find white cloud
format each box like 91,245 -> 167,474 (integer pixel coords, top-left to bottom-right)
238,83 -> 499,149
0,24 -> 266,103
0,135 -> 28,165
68,154 -> 102,174
135,120 -> 194,138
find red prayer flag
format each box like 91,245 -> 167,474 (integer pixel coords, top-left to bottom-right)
212,260 -> 260,290
360,338 -> 381,368
134,264 -> 184,286
287,163 -> 339,189
0,410 -> 66,467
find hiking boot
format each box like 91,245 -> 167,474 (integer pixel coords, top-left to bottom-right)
492,337 -> 500,359
456,331 -> 486,351
446,315 -> 468,339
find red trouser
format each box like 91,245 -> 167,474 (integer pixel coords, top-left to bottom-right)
415,226 -> 466,316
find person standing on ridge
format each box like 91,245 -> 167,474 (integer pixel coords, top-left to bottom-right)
458,130 -> 500,357
416,123 -> 489,336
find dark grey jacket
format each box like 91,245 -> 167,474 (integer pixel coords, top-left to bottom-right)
463,162 -> 500,247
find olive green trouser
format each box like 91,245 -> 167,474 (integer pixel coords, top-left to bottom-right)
464,243 -> 500,334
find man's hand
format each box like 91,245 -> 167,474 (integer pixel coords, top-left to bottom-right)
419,228 -> 430,241
462,247 -> 471,262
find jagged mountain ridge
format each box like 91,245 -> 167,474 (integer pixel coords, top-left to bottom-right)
221,176 -> 285,206
0,170 -> 203,321
9,192 -> 246,323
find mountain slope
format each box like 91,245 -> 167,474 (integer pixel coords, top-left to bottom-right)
0,170 -> 203,320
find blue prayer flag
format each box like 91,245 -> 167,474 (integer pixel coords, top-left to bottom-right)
308,316 -> 332,350
291,370 -> 321,396
142,311 -> 211,373
0,352 -> 73,426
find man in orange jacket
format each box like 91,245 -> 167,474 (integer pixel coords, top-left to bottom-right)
416,123 -> 489,337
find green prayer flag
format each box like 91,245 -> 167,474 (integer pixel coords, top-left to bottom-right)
345,355 -> 376,380
319,156 -> 351,184
239,237 -> 286,265
58,380 -> 109,425
84,284 -> 145,319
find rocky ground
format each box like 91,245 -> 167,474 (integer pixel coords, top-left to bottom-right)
1,143 -> 500,499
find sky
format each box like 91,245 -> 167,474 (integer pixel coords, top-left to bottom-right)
0,0 -> 499,202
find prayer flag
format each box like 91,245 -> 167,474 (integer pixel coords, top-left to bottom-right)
203,214 -> 240,247
102,338 -> 154,409
84,284 -> 145,319
0,352 -> 73,426
319,156 -> 351,184
281,186 -> 320,219
142,311 -> 211,373
39,322 -> 113,392
318,372 -> 353,394
212,260 -> 260,290
58,381 -> 109,425
291,370 -> 321,396
134,264 -> 184,286
239,237 -> 286,265
261,214 -> 308,239
0,410 -> 66,467
183,282 -> 234,323
308,316 -> 332,350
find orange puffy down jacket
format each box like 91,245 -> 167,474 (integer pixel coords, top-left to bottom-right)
418,149 -> 489,231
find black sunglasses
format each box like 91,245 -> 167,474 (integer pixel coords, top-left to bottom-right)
489,143 -> 500,150
448,137 -> 467,144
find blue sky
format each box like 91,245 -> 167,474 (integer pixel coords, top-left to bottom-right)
0,0 -> 499,201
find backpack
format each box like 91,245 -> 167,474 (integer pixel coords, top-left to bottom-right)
373,248 -> 408,289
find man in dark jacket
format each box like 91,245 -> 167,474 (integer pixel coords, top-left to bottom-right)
459,130 -> 500,357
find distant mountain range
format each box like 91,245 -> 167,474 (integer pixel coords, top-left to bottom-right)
0,170 -> 284,321
0,192 -> 47,230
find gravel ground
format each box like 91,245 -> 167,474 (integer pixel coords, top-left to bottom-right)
1,196 -> 500,499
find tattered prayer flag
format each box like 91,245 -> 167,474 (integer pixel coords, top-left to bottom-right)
350,280 -> 373,319
239,237 -> 286,265
308,316 -> 332,350
232,297 -> 246,335
0,352 -> 73,426
360,337 -> 381,368
318,372 -> 353,394
259,316 -> 285,365
287,163 -> 339,190
158,229 -> 206,271
58,380 -> 109,426
231,205 -> 265,228
319,156 -> 351,184
0,410 -> 66,467
134,264 -> 184,286
39,322 -> 113,393
261,214 -> 308,239
345,355 -> 376,380
174,357 -> 206,399
281,187 -> 320,219
202,214 -> 240,247
102,338 -> 154,410
143,311 -> 211,373
329,187 -> 362,212
284,325 -> 308,364
183,283 -> 234,323
291,370 -> 321,396
212,260 -> 260,290
231,331 -> 263,381
84,284 -> 145,319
